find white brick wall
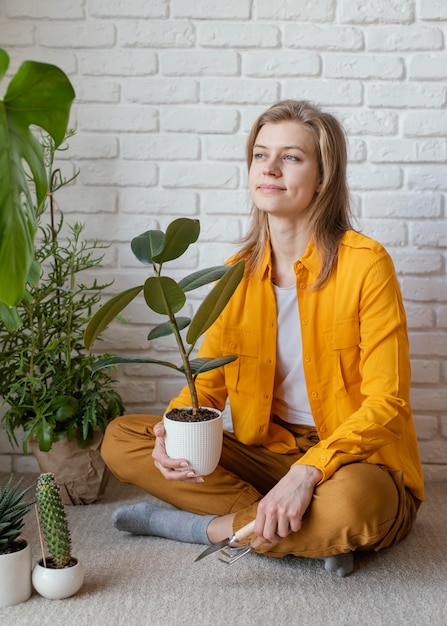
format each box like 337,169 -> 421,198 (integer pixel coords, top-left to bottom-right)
0,0 -> 446,481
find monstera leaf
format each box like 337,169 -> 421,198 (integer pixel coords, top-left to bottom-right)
0,48 -> 75,307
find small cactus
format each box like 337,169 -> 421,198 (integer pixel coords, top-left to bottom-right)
36,473 -> 72,568
0,475 -> 34,553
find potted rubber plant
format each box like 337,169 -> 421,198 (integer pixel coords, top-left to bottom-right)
0,136 -> 125,504
0,47 -> 75,312
0,475 -> 34,608
32,472 -> 84,600
85,218 -> 245,475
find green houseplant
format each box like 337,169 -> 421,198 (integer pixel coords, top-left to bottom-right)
84,218 -> 245,474
0,47 -> 75,310
32,472 -> 84,599
0,475 -> 34,607
0,138 -> 124,504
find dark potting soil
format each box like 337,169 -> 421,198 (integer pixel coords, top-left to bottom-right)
166,408 -> 219,423
0,538 -> 28,555
39,557 -> 78,569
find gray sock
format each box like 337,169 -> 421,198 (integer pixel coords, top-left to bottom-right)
322,552 -> 354,577
111,503 -> 217,545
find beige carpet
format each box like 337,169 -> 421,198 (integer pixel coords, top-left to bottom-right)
1,473 -> 445,626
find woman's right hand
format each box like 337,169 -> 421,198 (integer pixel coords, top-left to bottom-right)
151,421 -> 205,483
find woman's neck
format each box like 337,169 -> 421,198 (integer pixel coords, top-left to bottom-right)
269,220 -> 310,288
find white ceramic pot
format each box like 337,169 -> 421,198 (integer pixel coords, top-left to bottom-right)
0,541 -> 32,608
32,558 -> 84,600
164,408 -> 223,476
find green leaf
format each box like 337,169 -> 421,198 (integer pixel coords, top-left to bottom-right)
0,49 -> 8,81
148,317 -> 191,340
131,230 -> 165,264
32,418 -> 54,452
4,57 -> 76,147
186,355 -> 238,375
84,285 -> 143,349
26,259 -> 41,287
0,49 -> 75,307
186,260 -> 245,345
54,396 -> 79,422
0,258 -> 43,329
179,265 -> 232,292
153,218 -> 200,264
0,302 -> 22,331
144,276 -> 185,315
92,355 -> 181,374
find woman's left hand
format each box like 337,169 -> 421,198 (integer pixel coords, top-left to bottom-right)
254,464 -> 322,544
151,421 -> 205,483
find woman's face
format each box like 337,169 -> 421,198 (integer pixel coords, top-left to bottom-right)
248,120 -> 321,222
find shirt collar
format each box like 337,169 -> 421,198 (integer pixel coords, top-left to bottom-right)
259,239 -> 321,282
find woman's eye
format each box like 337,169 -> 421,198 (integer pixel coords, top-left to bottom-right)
253,153 -> 265,160
284,154 -> 299,162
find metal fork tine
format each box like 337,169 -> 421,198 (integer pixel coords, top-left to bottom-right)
218,544 -> 253,564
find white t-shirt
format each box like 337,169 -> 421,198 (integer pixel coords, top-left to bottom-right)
271,284 -> 315,427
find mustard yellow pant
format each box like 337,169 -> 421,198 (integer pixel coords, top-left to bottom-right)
102,414 -> 420,558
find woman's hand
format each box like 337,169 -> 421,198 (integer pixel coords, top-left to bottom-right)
151,421 -> 205,483
254,464 -> 322,544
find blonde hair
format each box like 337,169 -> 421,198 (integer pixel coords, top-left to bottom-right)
233,100 -> 353,287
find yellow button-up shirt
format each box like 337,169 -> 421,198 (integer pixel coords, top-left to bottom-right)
169,231 -> 425,501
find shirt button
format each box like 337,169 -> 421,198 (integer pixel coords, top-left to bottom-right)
302,318 -> 308,325
311,391 -> 318,398
320,425 -> 326,433
229,342 -> 236,349
299,282 -> 306,289
305,355 -> 311,362
320,456 -> 327,463
297,263 -> 303,269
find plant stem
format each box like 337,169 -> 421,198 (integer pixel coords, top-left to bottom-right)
49,167 -> 64,367
153,262 -> 199,414
169,316 -> 199,414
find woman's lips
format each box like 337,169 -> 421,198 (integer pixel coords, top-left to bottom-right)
258,184 -> 286,192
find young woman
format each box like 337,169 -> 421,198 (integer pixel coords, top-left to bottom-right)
102,100 -> 424,577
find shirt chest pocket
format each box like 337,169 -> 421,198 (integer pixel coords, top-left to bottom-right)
325,319 -> 361,397
221,328 -> 259,395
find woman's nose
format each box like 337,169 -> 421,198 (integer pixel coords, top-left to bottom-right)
263,158 -> 281,176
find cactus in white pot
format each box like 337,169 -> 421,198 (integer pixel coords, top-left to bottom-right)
32,473 -> 84,599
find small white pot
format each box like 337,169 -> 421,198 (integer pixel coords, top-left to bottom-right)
164,408 -> 223,476
32,558 -> 84,600
0,541 -> 32,608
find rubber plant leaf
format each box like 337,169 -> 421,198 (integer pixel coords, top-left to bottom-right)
131,230 -> 165,265
178,265 -> 232,292
152,218 -> 200,264
92,355 -> 182,374
186,260 -> 245,345
143,276 -> 186,315
148,317 -> 191,340
185,355 -> 239,376
84,285 -> 144,350
0,49 -> 75,307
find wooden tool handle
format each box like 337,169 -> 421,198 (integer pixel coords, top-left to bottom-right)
233,520 -> 256,543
